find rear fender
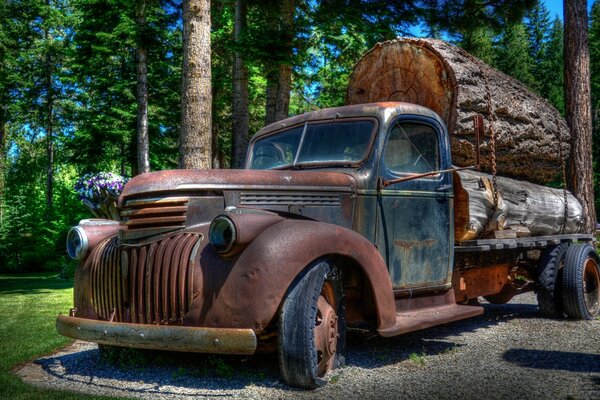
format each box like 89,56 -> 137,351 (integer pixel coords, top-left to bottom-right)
186,220 -> 396,332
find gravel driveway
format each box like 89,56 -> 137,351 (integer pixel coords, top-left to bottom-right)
18,292 -> 600,400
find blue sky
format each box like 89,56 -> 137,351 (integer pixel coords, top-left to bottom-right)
544,0 -> 594,20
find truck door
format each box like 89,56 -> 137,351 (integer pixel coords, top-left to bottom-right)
376,117 -> 453,290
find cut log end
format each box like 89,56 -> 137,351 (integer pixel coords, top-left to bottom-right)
347,37 -> 569,184
346,39 -> 456,128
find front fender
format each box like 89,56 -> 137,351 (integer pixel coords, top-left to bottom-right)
185,220 -> 396,332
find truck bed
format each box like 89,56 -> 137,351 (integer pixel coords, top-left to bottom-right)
455,234 -> 594,252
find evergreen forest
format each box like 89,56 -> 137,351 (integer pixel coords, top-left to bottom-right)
0,0 -> 598,273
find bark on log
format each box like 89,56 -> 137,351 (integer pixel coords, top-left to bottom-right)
346,37 -> 570,184
453,169 -> 583,241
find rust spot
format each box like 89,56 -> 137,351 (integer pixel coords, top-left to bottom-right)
393,239 -> 437,250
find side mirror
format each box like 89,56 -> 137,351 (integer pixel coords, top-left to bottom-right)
472,114 -> 484,170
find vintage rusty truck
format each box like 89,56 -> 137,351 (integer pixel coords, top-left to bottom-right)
57,102 -> 600,388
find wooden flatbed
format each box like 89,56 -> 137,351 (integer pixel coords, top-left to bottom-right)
455,234 -> 594,252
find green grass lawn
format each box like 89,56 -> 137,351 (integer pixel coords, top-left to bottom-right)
0,272 -> 119,400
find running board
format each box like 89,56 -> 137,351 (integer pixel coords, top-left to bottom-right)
377,304 -> 484,337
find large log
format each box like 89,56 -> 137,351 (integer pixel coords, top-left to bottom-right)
453,169 -> 583,241
346,37 -> 569,184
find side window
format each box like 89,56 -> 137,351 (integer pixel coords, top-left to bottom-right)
384,123 -> 439,174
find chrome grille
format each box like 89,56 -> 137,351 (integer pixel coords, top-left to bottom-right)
90,233 -> 201,324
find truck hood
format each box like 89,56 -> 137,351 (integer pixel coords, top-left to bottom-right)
119,169 -> 357,204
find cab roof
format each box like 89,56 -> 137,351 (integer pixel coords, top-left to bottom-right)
252,102 -> 445,141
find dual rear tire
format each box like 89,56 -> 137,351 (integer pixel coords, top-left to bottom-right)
537,242 -> 600,320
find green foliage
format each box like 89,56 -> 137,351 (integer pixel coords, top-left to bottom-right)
460,26 -> 495,65
408,351 -> 426,367
0,0 -> 597,274
496,23 -> 536,90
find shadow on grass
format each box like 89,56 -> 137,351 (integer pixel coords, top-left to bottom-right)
0,273 -> 72,294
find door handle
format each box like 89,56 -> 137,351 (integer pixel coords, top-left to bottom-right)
436,184 -> 452,192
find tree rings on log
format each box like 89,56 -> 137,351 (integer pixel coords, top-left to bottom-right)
453,169 -> 583,241
346,37 -> 569,184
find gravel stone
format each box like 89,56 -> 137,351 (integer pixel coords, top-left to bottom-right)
17,293 -> 600,399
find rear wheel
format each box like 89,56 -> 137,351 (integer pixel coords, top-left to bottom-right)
278,260 -> 345,389
536,243 -> 569,317
562,243 -> 600,320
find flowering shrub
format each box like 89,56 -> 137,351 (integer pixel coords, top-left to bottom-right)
74,172 -> 128,201
74,172 -> 128,220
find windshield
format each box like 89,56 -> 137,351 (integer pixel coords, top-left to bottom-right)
248,120 -> 375,170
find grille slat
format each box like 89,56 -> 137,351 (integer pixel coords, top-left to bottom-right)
240,192 -> 340,206
154,239 -> 168,324
161,238 -> 179,323
137,247 -> 148,324
179,236 -> 196,315
121,198 -> 189,231
130,248 -> 138,323
109,244 -> 118,319
145,243 -> 157,325
169,238 -> 187,321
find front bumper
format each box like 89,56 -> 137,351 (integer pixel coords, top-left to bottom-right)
56,314 -> 257,355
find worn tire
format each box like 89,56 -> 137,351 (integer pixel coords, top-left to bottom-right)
562,243 -> 600,320
536,243 -> 569,317
278,259 -> 345,389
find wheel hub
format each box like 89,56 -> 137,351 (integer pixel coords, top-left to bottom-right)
583,258 -> 600,316
314,286 -> 338,375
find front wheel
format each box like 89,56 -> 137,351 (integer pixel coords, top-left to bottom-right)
278,259 -> 345,389
562,243 -> 600,320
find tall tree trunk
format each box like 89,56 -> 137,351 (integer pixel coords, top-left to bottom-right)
180,0 -> 212,169
136,0 -> 150,174
564,0 -> 596,233
232,0 -> 249,168
264,0 -> 293,125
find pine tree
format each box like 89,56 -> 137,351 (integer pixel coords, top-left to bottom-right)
525,0 -> 551,92
461,26 -> 495,65
543,17 -> 564,114
496,23 -> 536,89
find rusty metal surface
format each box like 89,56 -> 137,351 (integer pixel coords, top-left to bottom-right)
218,211 -> 285,256
184,220 -> 397,331
375,113 -> 455,290
452,264 -> 511,303
56,314 -> 256,355
378,303 -> 483,337
394,288 -> 457,313
119,169 -> 358,203
252,102 -> 444,144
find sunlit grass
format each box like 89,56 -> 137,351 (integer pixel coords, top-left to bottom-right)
0,272 -> 120,400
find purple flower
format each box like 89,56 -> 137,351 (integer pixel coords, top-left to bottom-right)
74,172 -> 129,202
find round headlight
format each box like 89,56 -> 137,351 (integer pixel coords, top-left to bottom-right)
209,215 -> 237,254
66,226 -> 89,260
